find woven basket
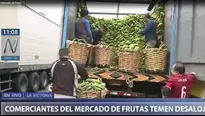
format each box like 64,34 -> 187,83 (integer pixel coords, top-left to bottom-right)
94,45 -> 114,66
78,92 -> 101,98
77,89 -> 107,99
144,44 -> 168,72
118,50 -> 142,71
69,39 -> 92,65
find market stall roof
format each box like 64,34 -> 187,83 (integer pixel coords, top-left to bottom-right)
86,0 -> 158,11
86,3 -> 149,19
87,0 -> 153,3
86,0 -> 157,19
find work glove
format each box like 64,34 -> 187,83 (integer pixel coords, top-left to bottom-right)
190,72 -> 196,75
190,72 -> 197,77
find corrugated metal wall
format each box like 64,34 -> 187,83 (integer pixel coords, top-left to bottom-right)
164,0 -> 205,81
176,0 -> 205,63
61,0 -> 78,48
67,0 -> 78,40
164,0 -> 174,49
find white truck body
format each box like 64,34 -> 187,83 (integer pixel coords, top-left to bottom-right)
0,4 -> 61,67
0,4 -> 63,92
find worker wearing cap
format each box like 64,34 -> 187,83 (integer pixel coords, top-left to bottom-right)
51,48 -> 88,98
137,13 -> 157,48
75,9 -> 93,44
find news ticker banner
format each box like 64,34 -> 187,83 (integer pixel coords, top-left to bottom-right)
2,101 -> 205,115
1,92 -> 54,100
1,92 -> 205,115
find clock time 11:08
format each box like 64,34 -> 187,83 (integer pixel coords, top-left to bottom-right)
1,29 -> 20,36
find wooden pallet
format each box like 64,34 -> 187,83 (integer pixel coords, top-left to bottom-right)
88,70 -> 168,83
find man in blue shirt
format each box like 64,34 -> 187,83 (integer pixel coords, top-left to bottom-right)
75,9 -> 93,44
137,13 -> 157,48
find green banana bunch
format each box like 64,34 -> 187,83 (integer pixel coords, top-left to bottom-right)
77,2 -> 165,67
151,3 -> 165,44
78,78 -> 107,94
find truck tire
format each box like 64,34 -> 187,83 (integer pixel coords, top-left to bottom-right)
39,71 -> 48,90
28,72 -> 40,92
12,73 -> 28,92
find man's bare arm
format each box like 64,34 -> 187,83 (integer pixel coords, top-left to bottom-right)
75,62 -> 88,80
161,86 -> 171,98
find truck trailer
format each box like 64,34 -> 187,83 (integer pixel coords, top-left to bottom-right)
62,0 -> 205,98
0,4 -> 62,92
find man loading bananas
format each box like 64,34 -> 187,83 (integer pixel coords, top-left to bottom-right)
50,48 -> 88,98
137,13 -> 157,48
